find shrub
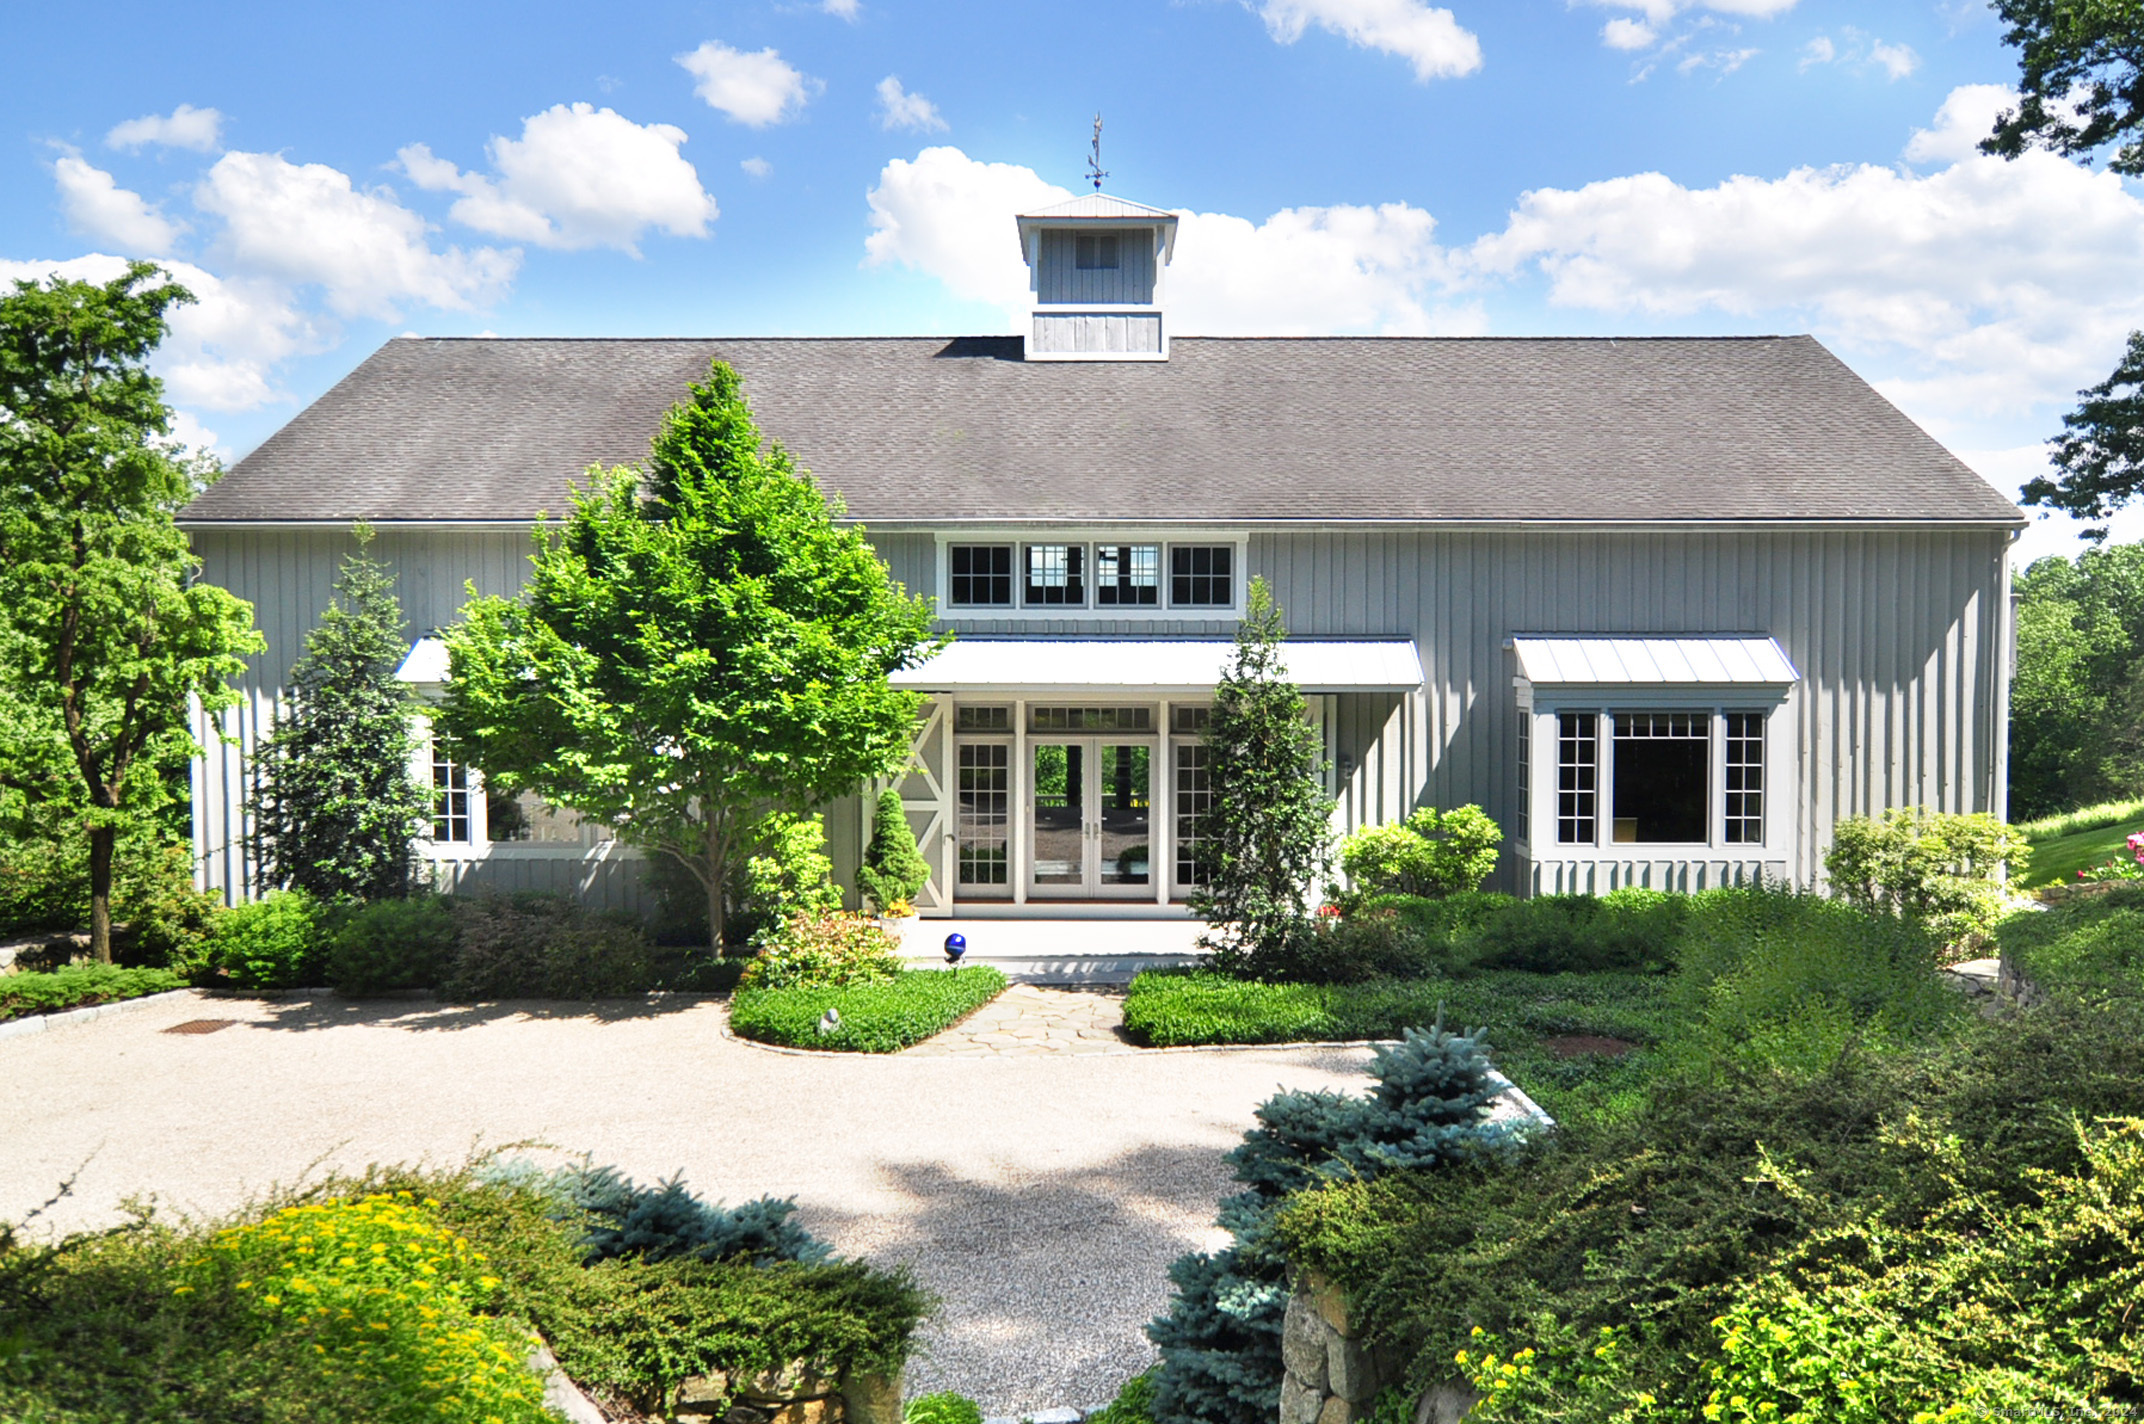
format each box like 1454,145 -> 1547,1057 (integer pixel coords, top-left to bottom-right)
1147,1023 -> 1512,1424
1337,805 -> 1502,903
1087,1368 -> 1158,1424
445,893 -> 657,1001
1451,887 -> 1685,975
739,911 -> 903,991
859,789 -> 931,917
0,963 -> 184,1021
744,813 -> 843,939
528,1164 -> 832,1268
906,1392 -> 986,1424
1825,808 -> 2028,950
1996,883 -> 2144,997
194,888 -> 325,989
325,894 -> 459,995
1668,885 -> 1957,1078
182,1192 -> 549,1423
1235,911 -> 1440,985
728,966 -> 1007,1052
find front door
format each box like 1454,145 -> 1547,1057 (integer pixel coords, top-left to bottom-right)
1028,740 -> 1153,898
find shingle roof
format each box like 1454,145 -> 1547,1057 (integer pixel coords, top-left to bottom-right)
184,335 -> 2023,526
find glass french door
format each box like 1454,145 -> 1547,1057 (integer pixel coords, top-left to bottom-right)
1028,740 -> 1153,898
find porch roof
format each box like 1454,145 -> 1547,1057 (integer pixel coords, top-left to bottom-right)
889,638 -> 1424,694
1510,634 -> 1799,686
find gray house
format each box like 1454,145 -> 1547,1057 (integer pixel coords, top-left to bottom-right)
182,193 -> 2025,918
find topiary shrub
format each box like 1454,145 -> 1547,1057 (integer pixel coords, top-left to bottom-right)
326,894 -> 459,995
194,888 -> 325,989
1825,808 -> 2029,953
1337,805 -> 1503,904
858,789 -> 931,918
1147,1021 -> 1513,1424
738,911 -> 902,991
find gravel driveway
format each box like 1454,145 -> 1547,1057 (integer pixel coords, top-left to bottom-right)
0,990 -> 1374,1413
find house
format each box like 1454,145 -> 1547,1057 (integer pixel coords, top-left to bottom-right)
181,192 -> 2025,918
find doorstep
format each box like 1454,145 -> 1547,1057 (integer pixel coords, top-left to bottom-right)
894,917 -> 1205,984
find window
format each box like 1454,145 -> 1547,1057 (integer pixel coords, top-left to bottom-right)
431,747 -> 472,842
1171,545 -> 1234,608
1171,705 -> 1211,734
1024,544 -> 1085,606
1516,712 -> 1530,843
1096,544 -> 1161,606
1030,705 -> 1153,732
1076,232 -> 1121,270
486,791 -> 614,845
1175,742 -> 1213,886
950,545 -> 1013,607
1612,713 -> 1708,844
1557,713 -> 1597,845
957,744 -> 1010,886
1725,712 -> 1765,844
955,705 -> 1012,732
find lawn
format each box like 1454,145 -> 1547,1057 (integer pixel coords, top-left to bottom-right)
2016,797 -> 2144,887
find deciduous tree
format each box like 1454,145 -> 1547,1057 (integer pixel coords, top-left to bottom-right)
0,262 -> 261,961
437,361 -> 941,951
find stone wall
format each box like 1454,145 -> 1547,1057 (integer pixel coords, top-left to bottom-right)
672,1362 -> 902,1424
1277,1273 -> 1476,1424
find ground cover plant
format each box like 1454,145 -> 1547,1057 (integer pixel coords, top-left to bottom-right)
1265,891 -> 2144,1423
729,965 -> 1008,1052
0,962 -> 183,1021
0,1158 -> 930,1423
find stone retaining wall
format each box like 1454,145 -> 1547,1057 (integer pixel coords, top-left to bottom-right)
672,1362 -> 902,1424
1279,1274 -> 1477,1424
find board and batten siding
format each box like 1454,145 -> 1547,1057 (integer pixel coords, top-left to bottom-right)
189,522 -> 2010,904
1033,229 -> 1158,305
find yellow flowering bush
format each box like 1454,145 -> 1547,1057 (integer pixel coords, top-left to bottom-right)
182,1191 -> 549,1423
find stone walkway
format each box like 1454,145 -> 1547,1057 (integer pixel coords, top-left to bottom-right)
903,984 -> 1131,1056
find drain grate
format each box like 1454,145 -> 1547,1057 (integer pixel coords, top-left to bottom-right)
163,1018 -> 237,1035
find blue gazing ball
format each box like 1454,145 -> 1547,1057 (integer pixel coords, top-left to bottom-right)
943,932 -> 967,965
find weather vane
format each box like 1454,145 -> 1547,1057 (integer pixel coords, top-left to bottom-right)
1086,113 -> 1108,191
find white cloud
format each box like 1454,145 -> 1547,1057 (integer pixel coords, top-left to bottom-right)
823,0 -> 860,17
741,156 -> 773,178
1870,39 -> 1919,80
876,77 -> 947,133
1256,0 -> 1483,81
1905,83 -> 2014,164
676,42 -> 818,126
0,253 -> 316,413
1466,94 -> 2144,429
1679,46 -> 1758,76
196,150 -> 517,320
1603,18 -> 1657,49
1799,28 -> 1919,81
1586,0 -> 1797,23
105,103 -> 224,153
399,103 -> 716,254
1799,35 -> 1834,68
862,146 -> 1477,336
53,155 -> 183,254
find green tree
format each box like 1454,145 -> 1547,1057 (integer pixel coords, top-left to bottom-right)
247,524 -> 427,901
1986,1 -> 2144,528
1189,578 -> 1334,970
0,262 -> 261,962
2010,540 -> 2144,814
436,361 -> 941,952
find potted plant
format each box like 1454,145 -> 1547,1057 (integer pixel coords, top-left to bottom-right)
859,790 -> 931,934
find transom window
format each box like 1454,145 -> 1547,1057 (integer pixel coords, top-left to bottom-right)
1096,544 -> 1161,606
1025,544 -> 1085,606
955,705 -> 1012,732
1171,546 -> 1234,607
1075,233 -> 1121,270
950,545 -> 1013,607
1030,706 -> 1154,732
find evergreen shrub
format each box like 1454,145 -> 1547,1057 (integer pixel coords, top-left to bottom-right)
1452,887 -> 1686,976
325,893 -> 459,995
0,963 -> 184,1021
859,790 -> 931,917
1147,1022 -> 1514,1424
195,888 -> 325,989
905,1393 -> 985,1424
511,1163 -> 832,1268
744,813 -> 844,935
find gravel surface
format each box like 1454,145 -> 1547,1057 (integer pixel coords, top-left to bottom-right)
0,988 -> 1374,1413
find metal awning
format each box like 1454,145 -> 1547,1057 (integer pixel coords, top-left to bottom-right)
1511,635 -> 1798,686
397,637 -> 450,683
891,639 -> 1423,694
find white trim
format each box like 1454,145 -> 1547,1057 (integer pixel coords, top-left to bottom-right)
933,531 -> 1250,622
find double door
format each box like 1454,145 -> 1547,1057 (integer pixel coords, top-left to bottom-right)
1029,739 -> 1153,898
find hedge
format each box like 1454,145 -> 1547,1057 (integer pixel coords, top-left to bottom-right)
728,967 -> 1008,1052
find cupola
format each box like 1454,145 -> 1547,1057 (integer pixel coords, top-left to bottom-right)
1014,193 -> 1179,362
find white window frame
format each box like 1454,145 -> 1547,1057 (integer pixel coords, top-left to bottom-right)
407,709 -> 625,860
1519,688 -> 1792,856
933,530 -> 1249,621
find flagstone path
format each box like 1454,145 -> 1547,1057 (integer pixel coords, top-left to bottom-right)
901,984 -> 1131,1056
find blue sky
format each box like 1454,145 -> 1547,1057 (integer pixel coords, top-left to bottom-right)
3,0 -> 2134,563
